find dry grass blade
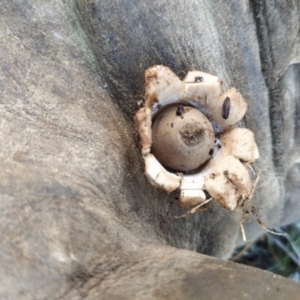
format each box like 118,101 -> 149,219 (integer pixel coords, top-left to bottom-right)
174,198 -> 212,219
240,222 -> 247,242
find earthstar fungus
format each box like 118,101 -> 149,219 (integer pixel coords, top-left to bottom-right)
135,65 -> 259,211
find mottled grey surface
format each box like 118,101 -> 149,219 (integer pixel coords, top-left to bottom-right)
0,0 -> 300,299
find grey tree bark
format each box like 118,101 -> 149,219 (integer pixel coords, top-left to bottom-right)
0,0 -> 300,299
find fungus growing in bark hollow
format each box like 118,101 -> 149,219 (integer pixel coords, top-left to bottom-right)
134,65 -> 259,212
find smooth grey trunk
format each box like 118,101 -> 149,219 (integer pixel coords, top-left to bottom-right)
0,0 -> 300,299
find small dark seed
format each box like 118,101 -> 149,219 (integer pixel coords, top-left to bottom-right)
194,76 -> 203,82
171,123 -> 174,128
209,148 -> 214,155
224,170 -> 229,176
222,97 -> 230,119
176,105 -> 184,116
